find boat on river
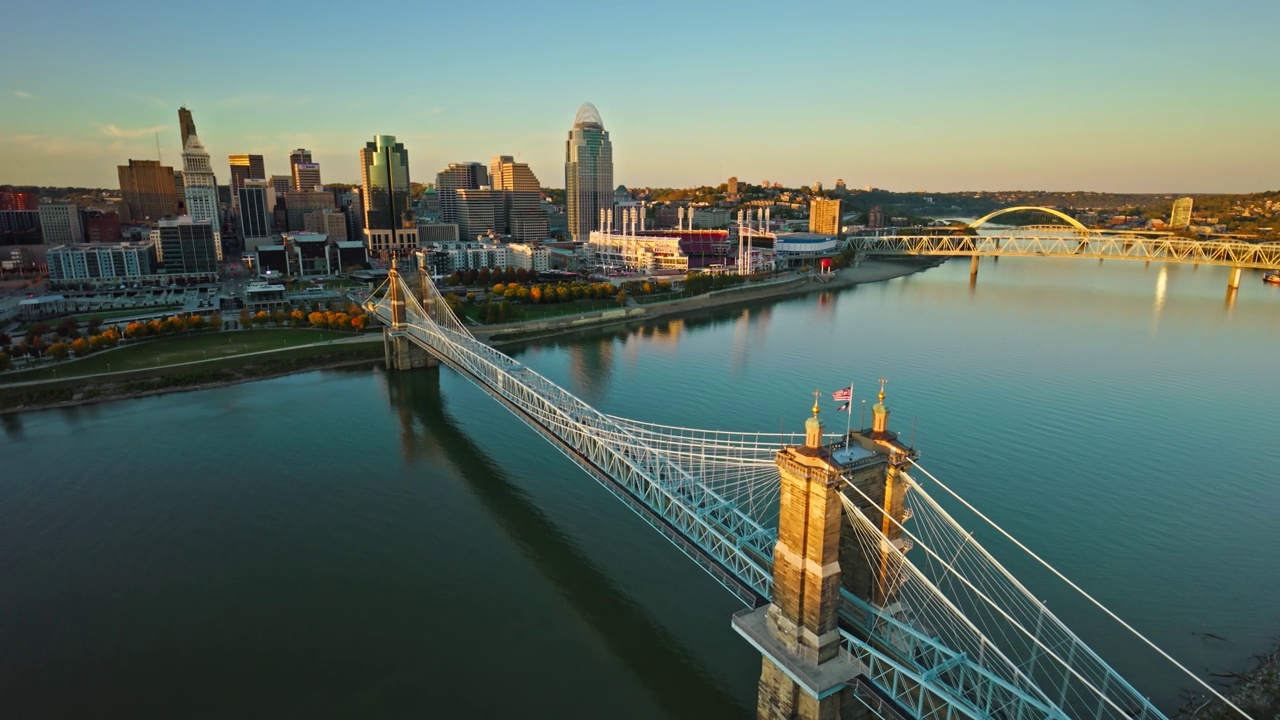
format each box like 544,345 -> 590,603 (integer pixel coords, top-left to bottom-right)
1264,270 -> 1280,285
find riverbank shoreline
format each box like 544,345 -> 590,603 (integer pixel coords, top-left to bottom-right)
477,258 -> 939,347
1179,642 -> 1280,719
0,258 -> 937,414
0,343 -> 383,415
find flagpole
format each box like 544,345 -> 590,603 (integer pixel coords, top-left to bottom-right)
844,381 -> 854,450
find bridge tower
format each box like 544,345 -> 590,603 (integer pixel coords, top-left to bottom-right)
383,258 -> 436,371
735,383 -> 919,719
736,394 -> 862,719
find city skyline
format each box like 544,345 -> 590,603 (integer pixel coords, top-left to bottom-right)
1,0 -> 1277,193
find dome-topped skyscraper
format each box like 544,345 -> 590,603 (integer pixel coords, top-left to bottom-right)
565,102 -> 614,242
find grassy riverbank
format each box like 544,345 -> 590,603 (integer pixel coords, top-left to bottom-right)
0,339 -> 381,414
3,329 -> 353,382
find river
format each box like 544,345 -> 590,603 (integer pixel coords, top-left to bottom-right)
2,255 -> 1278,717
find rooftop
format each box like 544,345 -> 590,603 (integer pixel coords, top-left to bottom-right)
573,102 -> 604,130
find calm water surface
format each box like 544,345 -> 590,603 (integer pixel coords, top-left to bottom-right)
2,256 -> 1278,717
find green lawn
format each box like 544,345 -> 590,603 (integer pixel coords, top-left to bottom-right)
3,329 -> 352,382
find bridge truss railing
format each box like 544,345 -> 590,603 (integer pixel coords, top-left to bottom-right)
850,234 -> 1280,269
369,274 -> 779,605
836,470 -> 1165,720
369,271 -> 1176,720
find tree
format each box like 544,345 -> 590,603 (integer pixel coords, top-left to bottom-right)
208,313 -> 223,330
70,338 -> 91,356
530,286 -> 543,304
492,283 -> 506,295
164,317 -> 185,334
124,322 -> 145,340
87,317 -> 104,335
253,311 -> 269,326
270,309 -> 286,327
332,312 -> 350,330
290,309 -> 306,327
308,311 -> 326,328
239,309 -> 251,327
556,286 -> 570,302
0,332 -> 9,347
477,267 -> 491,284
147,319 -> 164,336
0,351 -> 9,372
48,342 -> 70,361
187,315 -> 206,331
616,290 -> 628,306
351,314 -> 368,331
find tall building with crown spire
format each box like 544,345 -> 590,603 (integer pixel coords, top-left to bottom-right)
181,128 -> 222,256
565,102 -> 613,242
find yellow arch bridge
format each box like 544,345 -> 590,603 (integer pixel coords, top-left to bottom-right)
850,207 -> 1279,290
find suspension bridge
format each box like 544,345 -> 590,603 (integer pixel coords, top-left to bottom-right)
365,261 -> 1250,720
847,207 -> 1280,290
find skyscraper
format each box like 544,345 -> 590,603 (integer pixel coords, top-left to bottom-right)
237,179 -> 273,249
228,154 -> 265,197
436,162 -> 489,225
565,102 -> 613,242
491,155 -> 549,242
118,160 -> 183,221
178,107 -> 197,149
181,132 -> 222,249
1170,197 -> 1193,229
289,149 -> 313,189
293,162 -> 322,192
359,135 -> 414,255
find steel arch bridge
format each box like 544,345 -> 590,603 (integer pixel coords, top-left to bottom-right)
366,268 -> 1215,720
968,207 -> 1091,232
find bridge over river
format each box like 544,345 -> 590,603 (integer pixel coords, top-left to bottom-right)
848,206 -> 1280,292
366,260 -> 1252,720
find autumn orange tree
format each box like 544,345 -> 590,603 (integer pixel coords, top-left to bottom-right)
48,342 -> 70,361
70,338 -> 91,356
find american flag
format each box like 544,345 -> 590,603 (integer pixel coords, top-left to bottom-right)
832,386 -> 852,402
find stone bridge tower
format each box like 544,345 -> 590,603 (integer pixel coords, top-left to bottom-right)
735,384 -> 918,720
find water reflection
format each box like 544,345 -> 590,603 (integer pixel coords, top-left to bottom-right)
1,413 -> 22,441
382,371 -> 749,718
1151,267 -> 1168,337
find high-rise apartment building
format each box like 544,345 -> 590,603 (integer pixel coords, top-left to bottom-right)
178,107 -> 197,149
181,133 -> 222,249
228,154 -> 265,199
809,198 -> 842,236
38,202 -> 84,244
293,161 -> 322,192
47,243 -> 153,285
157,216 -> 222,274
1170,197 -> 1194,229
491,155 -> 549,242
360,135 -> 415,254
727,177 -> 739,195
238,179 -> 273,248
565,102 -> 613,242
436,162 -> 488,225
118,159 -> 183,221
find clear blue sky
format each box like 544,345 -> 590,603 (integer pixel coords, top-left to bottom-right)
2,0 -> 1277,192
